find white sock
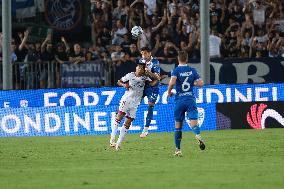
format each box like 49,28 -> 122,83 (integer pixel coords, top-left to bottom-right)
110,119 -> 120,141
143,127 -> 149,132
117,125 -> 128,146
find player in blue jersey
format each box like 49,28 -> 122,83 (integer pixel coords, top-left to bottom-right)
139,46 -> 161,138
167,51 -> 205,156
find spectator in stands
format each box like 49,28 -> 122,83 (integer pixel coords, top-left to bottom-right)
0,33 -> 17,62
229,3 -> 245,25
97,26 -> 112,47
11,41 -> 18,63
251,28 -> 269,57
126,43 -> 140,62
138,24 -> 153,49
90,0 -> 104,45
248,0 -> 272,27
112,0 -> 128,22
275,33 -> 284,57
209,29 -> 222,58
144,0 -> 157,16
40,34 -> 54,88
112,19 -> 128,45
240,30 -> 253,58
101,0 -> 112,29
41,34 -> 54,62
111,44 -> 126,66
69,44 -> 86,64
54,37 -> 70,64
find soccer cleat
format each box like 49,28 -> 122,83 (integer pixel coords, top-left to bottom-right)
174,149 -> 182,157
109,138 -> 116,148
139,130 -> 149,138
115,144 -> 121,151
195,135 -> 206,150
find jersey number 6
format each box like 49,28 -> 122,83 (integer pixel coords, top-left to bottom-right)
182,77 -> 191,92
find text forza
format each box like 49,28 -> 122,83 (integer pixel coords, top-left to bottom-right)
42,87 -> 279,106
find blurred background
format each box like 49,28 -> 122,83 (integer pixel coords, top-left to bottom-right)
0,0 -> 284,90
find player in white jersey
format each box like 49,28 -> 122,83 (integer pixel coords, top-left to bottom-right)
110,63 -> 158,150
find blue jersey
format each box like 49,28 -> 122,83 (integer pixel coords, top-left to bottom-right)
171,65 -> 201,102
139,56 -> 160,88
139,57 -> 160,103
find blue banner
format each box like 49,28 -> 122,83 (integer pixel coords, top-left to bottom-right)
0,83 -> 283,137
0,84 -> 283,108
0,103 -> 215,137
60,61 -> 103,88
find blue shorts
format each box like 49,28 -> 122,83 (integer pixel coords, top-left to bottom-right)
143,86 -> 159,104
174,99 -> 198,122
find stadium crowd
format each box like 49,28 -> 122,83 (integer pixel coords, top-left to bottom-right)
0,0 -> 284,89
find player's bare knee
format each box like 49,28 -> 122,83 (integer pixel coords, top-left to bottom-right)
148,103 -> 155,107
124,123 -> 131,129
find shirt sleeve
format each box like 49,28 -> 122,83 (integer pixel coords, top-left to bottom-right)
152,59 -> 160,74
193,68 -> 201,81
121,73 -> 132,83
171,68 -> 177,78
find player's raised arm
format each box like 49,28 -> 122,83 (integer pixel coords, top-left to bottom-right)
117,73 -> 131,89
145,68 -> 161,81
148,78 -> 158,86
117,79 -> 129,89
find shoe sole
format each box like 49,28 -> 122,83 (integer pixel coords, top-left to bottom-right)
173,153 -> 183,157
139,133 -> 148,138
198,140 -> 206,150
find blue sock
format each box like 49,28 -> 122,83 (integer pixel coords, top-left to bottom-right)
145,105 -> 154,127
174,128 -> 182,150
192,125 -> 200,135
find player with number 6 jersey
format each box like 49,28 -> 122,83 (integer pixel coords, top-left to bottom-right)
167,51 -> 205,156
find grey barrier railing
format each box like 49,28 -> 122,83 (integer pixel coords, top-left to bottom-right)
0,61 -> 60,90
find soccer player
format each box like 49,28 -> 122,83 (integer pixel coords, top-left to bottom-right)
110,63 -> 157,151
139,46 -> 161,138
167,51 -> 206,157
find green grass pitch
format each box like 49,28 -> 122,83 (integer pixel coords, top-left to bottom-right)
0,129 -> 284,189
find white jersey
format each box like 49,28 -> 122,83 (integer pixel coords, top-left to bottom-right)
120,72 -> 150,104
119,72 -> 151,118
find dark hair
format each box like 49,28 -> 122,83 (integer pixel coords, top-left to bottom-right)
140,46 -> 151,52
178,51 -> 188,63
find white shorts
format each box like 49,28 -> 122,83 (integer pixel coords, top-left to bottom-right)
118,99 -> 139,119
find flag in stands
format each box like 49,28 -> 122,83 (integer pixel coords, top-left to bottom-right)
0,0 -> 36,18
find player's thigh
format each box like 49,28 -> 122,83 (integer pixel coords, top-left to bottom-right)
119,100 -> 130,115
127,104 -> 138,119
145,88 -> 159,104
186,105 -> 198,120
174,103 -> 187,122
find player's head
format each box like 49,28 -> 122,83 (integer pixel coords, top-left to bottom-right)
178,51 -> 188,64
140,46 -> 152,61
136,64 -> 145,76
